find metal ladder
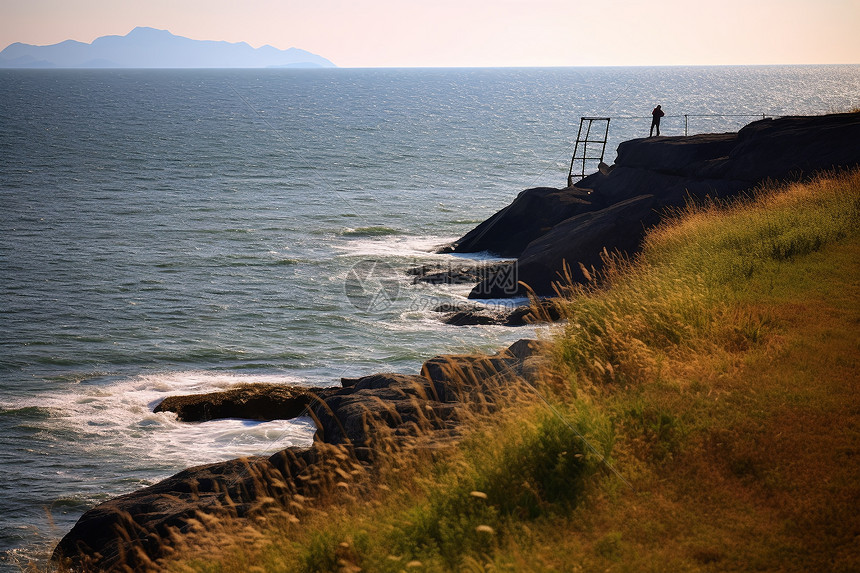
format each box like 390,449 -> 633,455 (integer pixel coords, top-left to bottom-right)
567,117 -> 610,187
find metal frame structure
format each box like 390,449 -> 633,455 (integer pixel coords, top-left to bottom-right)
567,117 -> 610,187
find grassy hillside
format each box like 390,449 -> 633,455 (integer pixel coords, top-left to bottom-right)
159,169 -> 860,573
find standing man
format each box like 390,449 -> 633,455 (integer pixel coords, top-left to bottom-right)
650,104 -> 664,137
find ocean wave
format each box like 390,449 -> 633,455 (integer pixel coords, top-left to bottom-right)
335,234 -> 456,257
5,370 -> 318,470
340,226 -> 403,237
0,406 -> 52,419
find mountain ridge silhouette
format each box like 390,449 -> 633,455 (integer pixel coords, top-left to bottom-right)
0,27 -> 336,68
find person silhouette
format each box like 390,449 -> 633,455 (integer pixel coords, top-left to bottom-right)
650,104 -> 664,137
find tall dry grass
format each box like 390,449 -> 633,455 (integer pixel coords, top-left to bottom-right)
549,169 -> 860,394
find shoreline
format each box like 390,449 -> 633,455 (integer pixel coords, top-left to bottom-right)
52,112 -> 860,569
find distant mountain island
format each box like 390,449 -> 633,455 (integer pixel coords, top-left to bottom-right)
0,27 -> 336,69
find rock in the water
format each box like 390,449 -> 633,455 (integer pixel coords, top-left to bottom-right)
443,186 -> 594,257
410,262 -> 515,286
470,195 -> 658,298
443,310 -> 502,326
154,384 -> 339,422
420,352 -> 523,399
439,300 -> 563,326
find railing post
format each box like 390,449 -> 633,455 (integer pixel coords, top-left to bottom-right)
685,114 -> 688,136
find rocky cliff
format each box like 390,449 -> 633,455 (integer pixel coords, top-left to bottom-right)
454,113 -> 860,298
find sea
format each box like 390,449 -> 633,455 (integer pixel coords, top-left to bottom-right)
1,65 -> 858,569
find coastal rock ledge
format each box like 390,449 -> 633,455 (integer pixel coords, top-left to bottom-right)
443,113 -> 860,298
53,340 -> 547,571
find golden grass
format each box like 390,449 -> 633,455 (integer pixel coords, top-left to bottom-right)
547,238 -> 860,572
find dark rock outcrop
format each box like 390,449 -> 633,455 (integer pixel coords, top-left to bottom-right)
457,113 -> 860,297
611,132 -> 738,175
310,373 -> 460,446
443,310 -> 501,326
704,114 -> 860,182
578,161 -> 749,208
504,301 -> 564,326
409,262 -> 515,286
440,186 -> 594,257
312,339 -> 548,446
470,195 -> 659,298
53,447 -> 326,571
438,300 -> 562,326
153,384 -> 339,422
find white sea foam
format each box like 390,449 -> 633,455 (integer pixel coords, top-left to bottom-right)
334,233 -> 520,264
10,371 -> 315,472
335,234 -> 458,258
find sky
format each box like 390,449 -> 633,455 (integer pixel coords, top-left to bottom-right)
1,0 -> 858,67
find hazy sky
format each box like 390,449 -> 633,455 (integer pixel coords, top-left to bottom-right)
1,0 -> 858,67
